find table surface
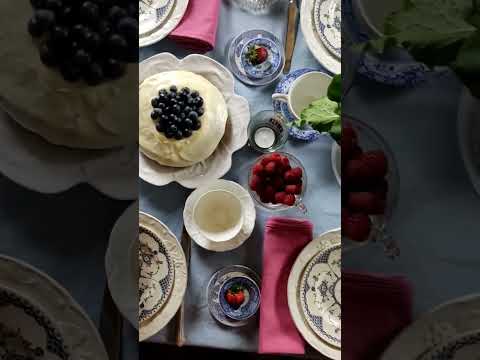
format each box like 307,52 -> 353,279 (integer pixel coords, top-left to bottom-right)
140,0 -> 340,356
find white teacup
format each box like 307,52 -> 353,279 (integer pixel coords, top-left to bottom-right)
272,71 -> 332,120
193,190 -> 244,243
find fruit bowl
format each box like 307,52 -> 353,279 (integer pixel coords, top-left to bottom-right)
247,152 -> 308,213
342,116 -> 400,257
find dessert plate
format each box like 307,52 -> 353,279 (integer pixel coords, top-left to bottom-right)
0,109 -> 137,200
139,212 -> 188,342
207,265 -> 261,327
140,0 -> 189,47
300,244 -> 341,347
139,53 -> 250,189
288,228 -> 341,359
301,0 -> 340,74
105,202 -> 138,328
315,0 -> 341,58
0,255 -> 108,359
139,221 -> 176,323
183,180 -> 256,252
382,294 -> 480,359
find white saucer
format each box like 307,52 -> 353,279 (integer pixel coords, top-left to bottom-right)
183,180 -> 256,252
105,201 -> 138,329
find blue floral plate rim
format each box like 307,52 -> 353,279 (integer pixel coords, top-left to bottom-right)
218,275 -> 261,321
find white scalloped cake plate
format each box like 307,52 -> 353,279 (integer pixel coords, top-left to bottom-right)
0,109 -> 137,199
0,255 -> 108,360
139,53 -> 250,189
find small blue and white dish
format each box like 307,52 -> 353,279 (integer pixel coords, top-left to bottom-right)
273,67 -> 333,142
241,37 -> 282,79
226,29 -> 285,86
219,276 -> 261,321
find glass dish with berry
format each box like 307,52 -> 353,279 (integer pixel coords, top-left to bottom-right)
341,116 -> 400,257
247,152 -> 308,213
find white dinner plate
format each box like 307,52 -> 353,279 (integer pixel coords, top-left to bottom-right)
183,180 -> 256,252
382,294 -> 480,359
139,53 -> 250,189
314,0 -> 341,58
140,0 -> 190,47
300,244 -> 341,347
288,228 -> 341,359
0,109 -> 137,200
0,255 -> 108,359
139,212 -> 188,342
301,0 -> 340,74
105,201 -> 138,328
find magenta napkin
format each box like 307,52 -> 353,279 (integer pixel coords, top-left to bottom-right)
168,0 -> 221,53
259,217 -> 314,355
343,271 -> 413,360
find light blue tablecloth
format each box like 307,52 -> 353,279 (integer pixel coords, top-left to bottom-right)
140,0 -> 340,356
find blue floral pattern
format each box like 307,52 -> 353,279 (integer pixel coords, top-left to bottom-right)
316,0 -> 341,58
421,331 -> 480,359
273,67 -> 332,142
219,277 -> 260,321
241,38 -> 282,79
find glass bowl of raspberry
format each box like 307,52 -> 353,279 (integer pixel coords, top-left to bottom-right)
342,116 -> 400,257
247,152 -> 308,213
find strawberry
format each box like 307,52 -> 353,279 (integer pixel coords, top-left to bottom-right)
249,174 -> 262,191
347,192 -> 378,214
283,193 -> 296,206
252,163 -> 264,176
265,161 -> 277,174
247,45 -> 268,65
360,150 -> 388,179
261,156 -> 272,166
274,191 -> 287,204
342,212 -> 371,242
225,285 -> 245,309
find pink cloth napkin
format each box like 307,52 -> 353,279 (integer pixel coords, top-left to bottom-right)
168,0 -> 221,53
259,217 -> 314,355
343,271 -> 413,360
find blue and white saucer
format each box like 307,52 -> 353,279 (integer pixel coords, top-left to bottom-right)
315,0 -> 341,58
226,30 -> 284,86
273,68 -> 332,142
207,265 -> 261,327
219,276 -> 261,321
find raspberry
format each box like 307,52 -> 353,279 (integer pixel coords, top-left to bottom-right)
291,167 -> 303,179
252,163 -> 264,176
249,174 -> 262,191
361,150 -> 388,179
347,192 -> 377,213
272,176 -> 284,190
284,170 -> 297,184
274,192 -> 286,204
283,194 -> 296,206
265,161 -> 277,174
281,156 -> 290,168
342,212 -> 371,242
285,184 -> 297,194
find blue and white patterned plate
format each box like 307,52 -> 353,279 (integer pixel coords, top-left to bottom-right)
226,30 -> 284,86
315,0 -> 341,58
419,331 -> 480,360
241,37 -> 282,79
219,276 -> 261,321
300,244 -> 341,347
207,265 -> 261,327
0,287 -> 70,360
139,225 -> 175,323
273,68 -> 332,142
139,0 -> 176,36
